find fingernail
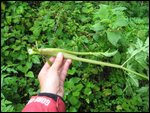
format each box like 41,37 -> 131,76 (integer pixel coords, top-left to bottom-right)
67,59 -> 71,63
66,59 -> 71,65
57,52 -> 62,58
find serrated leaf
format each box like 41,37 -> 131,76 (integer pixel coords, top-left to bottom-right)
135,38 -> 143,48
106,31 -> 122,46
135,52 -> 148,69
128,73 -> 139,87
136,86 -> 149,93
113,7 -> 127,11
144,37 -> 149,47
4,100 -> 12,104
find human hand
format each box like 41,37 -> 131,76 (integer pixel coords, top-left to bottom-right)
38,53 -> 72,97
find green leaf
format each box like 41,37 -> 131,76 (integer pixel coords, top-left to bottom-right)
112,18 -> 128,28
33,27 -> 41,37
70,77 -> 80,84
68,96 -> 79,105
106,31 -> 122,46
68,67 -> 76,75
1,2 -> 6,11
72,91 -> 80,97
26,62 -> 32,69
136,86 -> 149,93
17,54 -> 27,60
103,89 -> 111,96
112,52 -> 121,64
82,3 -> 93,13
116,88 -> 123,95
102,50 -> 118,57
4,99 -> 12,104
135,52 -> 148,69
84,87 -> 92,96
16,6 -> 24,14
97,4 -> 109,19
85,98 -> 90,104
135,38 -> 143,48
93,34 -> 99,41
17,65 -> 24,73
144,37 -> 149,47
128,73 -> 139,87
75,84 -> 83,91
31,55 -> 40,64
116,105 -> 122,111
6,16 -> 12,24
113,7 -> 127,11
68,107 -> 77,112
25,71 -> 34,78
92,23 -> 104,32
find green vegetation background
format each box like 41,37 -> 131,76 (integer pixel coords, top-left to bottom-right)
1,1 -> 149,112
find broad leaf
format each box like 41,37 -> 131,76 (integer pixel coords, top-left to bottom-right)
92,23 -> 104,32
106,31 -> 122,46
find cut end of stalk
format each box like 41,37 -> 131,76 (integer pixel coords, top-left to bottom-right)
28,48 -> 37,55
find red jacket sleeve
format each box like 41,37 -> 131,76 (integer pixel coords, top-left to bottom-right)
22,93 -> 66,112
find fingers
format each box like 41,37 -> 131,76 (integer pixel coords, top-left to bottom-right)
51,53 -> 64,70
50,57 -> 67,67
50,57 -> 55,63
39,62 -> 51,75
60,59 -> 72,82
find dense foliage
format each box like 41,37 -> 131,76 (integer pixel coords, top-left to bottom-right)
1,1 -> 149,112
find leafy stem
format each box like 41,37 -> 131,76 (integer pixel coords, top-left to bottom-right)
28,48 -> 149,80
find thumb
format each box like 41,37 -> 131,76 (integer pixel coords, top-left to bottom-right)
51,52 -> 63,70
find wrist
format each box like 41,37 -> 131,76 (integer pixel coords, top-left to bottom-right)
40,90 -> 57,95
38,92 -> 64,102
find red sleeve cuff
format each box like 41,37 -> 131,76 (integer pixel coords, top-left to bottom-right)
22,94 -> 65,112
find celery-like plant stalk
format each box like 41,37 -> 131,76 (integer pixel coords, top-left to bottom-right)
28,48 -> 149,80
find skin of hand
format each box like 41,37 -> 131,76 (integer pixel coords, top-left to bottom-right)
38,52 -> 72,97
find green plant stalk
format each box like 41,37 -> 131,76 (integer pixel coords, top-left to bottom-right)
28,48 -> 149,80
38,48 -> 107,56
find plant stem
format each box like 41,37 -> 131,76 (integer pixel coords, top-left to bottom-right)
37,48 -> 116,57
29,48 -> 149,80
